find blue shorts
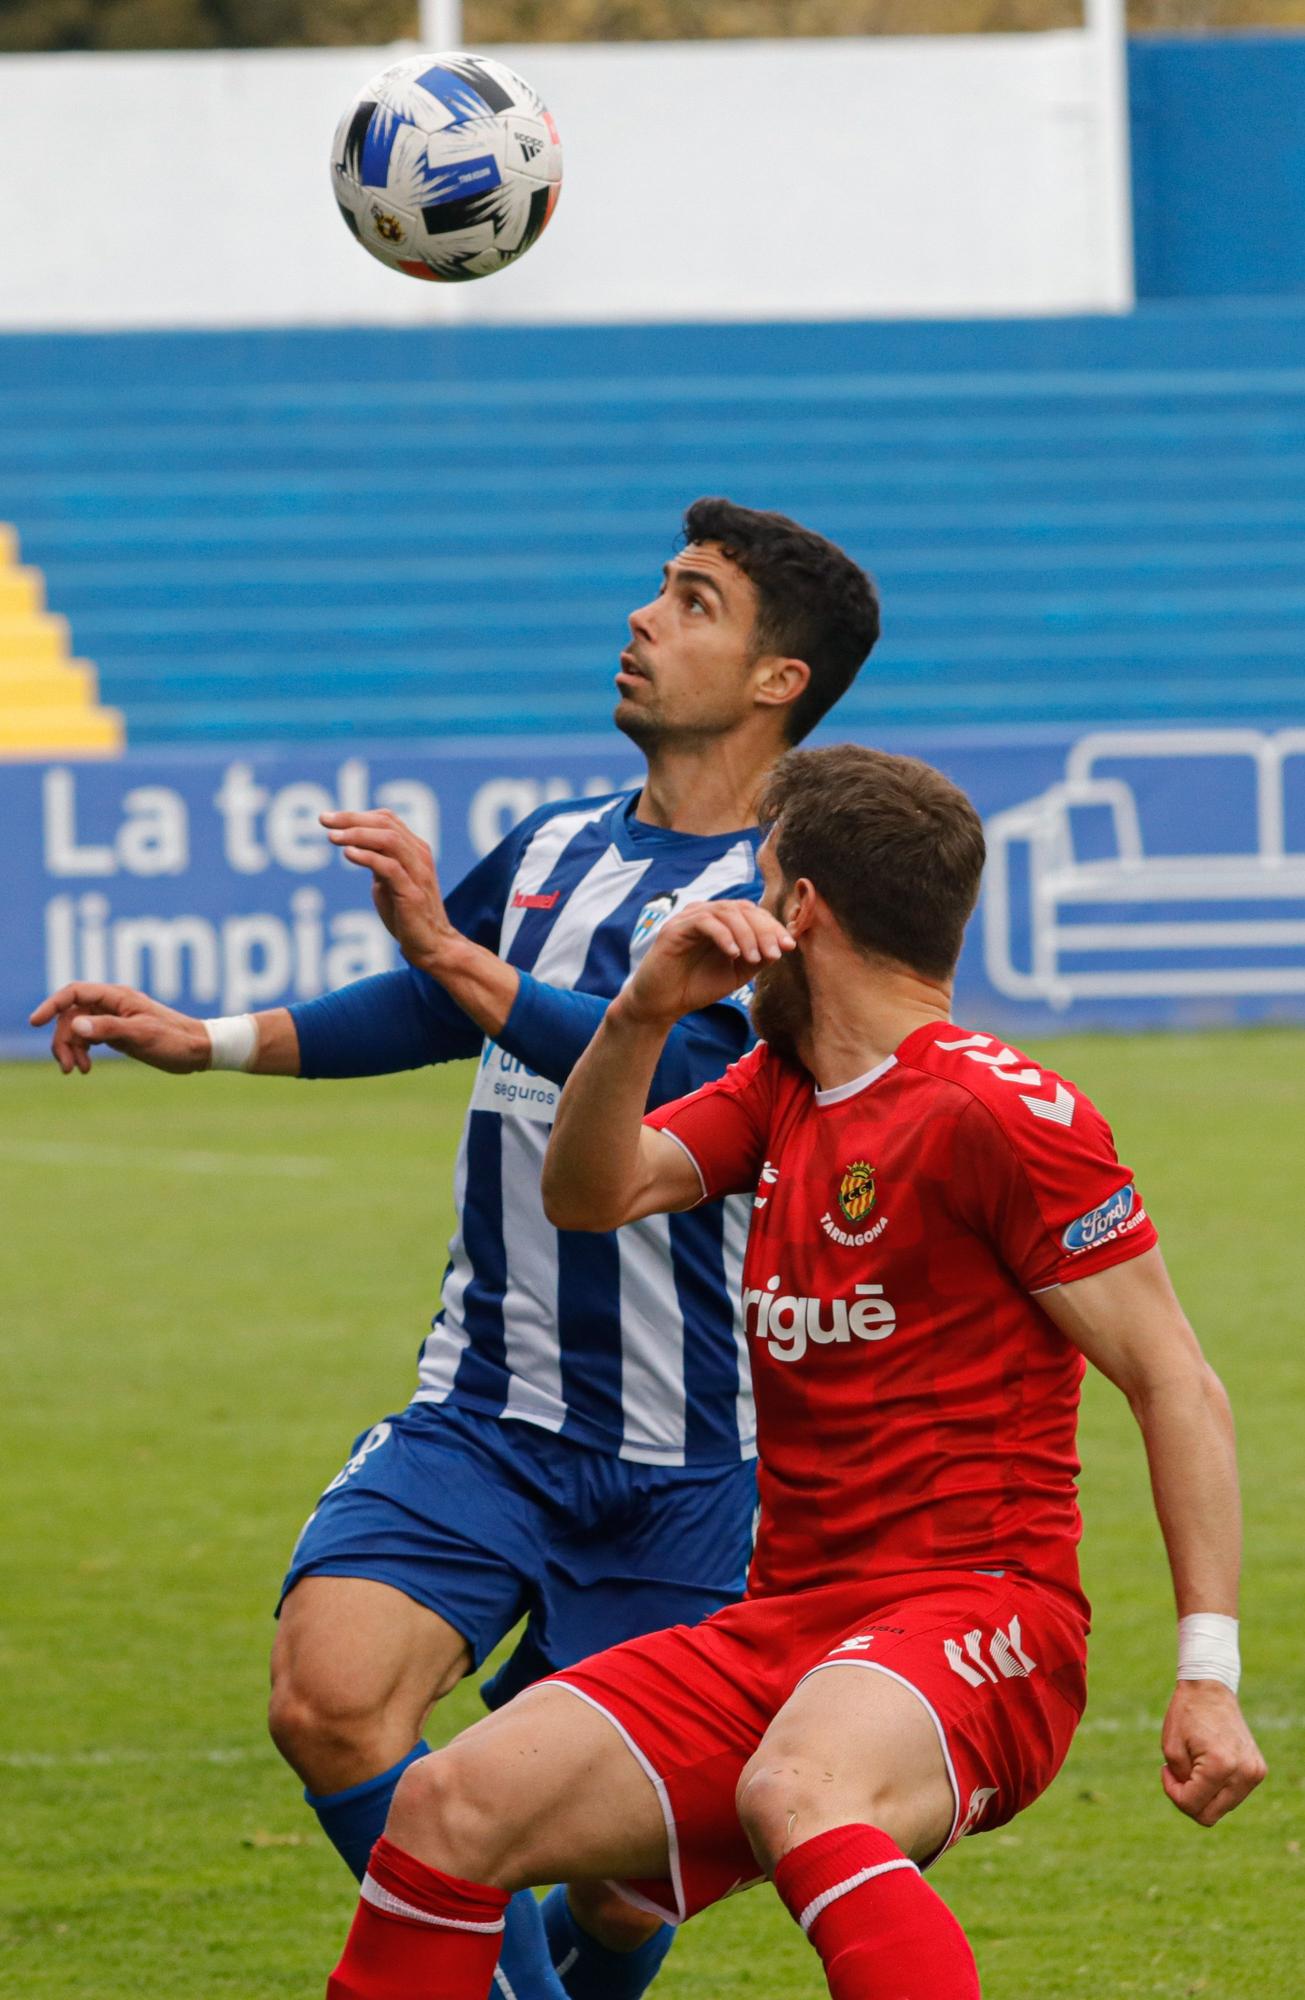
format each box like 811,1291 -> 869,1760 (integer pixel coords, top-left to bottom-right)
280,1402 -> 757,1707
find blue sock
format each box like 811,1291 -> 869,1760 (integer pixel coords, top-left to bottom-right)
498,1890 -> 570,1999
542,1885 -> 675,2000
304,1740 -> 431,1881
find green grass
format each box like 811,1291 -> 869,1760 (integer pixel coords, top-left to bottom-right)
1,1032 -> 1302,1997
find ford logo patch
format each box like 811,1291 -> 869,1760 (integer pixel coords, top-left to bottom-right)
1062,1184 -> 1136,1252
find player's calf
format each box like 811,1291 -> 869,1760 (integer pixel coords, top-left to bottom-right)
773,1824 -> 979,2000
543,1883 -> 675,2000
327,1834 -> 510,2000
562,1881 -> 666,1953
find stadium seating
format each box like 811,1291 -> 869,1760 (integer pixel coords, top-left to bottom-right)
0,524 -> 122,755
1,300 -> 1303,745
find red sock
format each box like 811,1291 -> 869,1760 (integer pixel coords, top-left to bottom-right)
326,1834 -> 510,2000
774,1824 -> 980,1999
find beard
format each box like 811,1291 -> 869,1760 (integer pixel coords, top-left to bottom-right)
614,697 -> 723,753
613,696 -> 661,750
750,946 -> 812,1069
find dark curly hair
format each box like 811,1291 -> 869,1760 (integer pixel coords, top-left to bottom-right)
682,497 -> 880,743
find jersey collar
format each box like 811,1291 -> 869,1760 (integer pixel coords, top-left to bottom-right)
612,791 -> 764,863
813,1054 -> 898,1106
810,1022 -> 944,1107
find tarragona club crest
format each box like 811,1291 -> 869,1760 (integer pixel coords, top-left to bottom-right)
838,1161 -> 877,1226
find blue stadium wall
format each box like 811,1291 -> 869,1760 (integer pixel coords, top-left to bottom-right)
1130,34 -> 1305,300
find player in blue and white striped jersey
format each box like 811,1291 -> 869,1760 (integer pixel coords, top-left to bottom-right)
297,786 -> 765,1472
32,498 -> 879,2000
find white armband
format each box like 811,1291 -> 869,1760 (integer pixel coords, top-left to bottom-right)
204,1014 -> 259,1072
1177,1613 -> 1240,1693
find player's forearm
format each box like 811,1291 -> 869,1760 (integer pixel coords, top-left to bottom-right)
542,996 -> 673,1231
1130,1361 -> 1242,1618
247,1008 -> 302,1076
413,932 -> 519,1041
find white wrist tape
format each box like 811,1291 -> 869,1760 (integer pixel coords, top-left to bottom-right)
1177,1613 -> 1240,1693
203,1014 -> 259,1072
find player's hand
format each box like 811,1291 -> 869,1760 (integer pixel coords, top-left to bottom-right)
1160,1681 -> 1267,1826
617,899 -> 795,1028
28,983 -> 212,1075
322,810 -> 456,970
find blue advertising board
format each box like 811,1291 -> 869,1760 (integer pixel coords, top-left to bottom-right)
5,725 -> 1305,1062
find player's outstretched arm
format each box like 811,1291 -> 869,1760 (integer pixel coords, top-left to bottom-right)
322,808 -> 519,1037
1041,1248 -> 1267,1826
542,899 -> 792,1231
28,985 -> 301,1077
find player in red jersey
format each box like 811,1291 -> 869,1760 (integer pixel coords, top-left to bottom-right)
324,746 -> 1266,2000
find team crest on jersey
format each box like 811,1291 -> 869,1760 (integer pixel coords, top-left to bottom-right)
822,1160 -> 888,1248
837,1161 -> 876,1225
632,891 -> 679,949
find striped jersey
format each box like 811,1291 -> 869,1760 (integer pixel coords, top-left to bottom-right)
417,790 -> 763,1466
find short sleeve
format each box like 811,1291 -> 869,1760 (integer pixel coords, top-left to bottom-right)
644,1041 -> 776,1200
957,1092 -> 1159,1294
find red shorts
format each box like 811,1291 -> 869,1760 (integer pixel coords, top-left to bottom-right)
550,1568 -> 1088,1923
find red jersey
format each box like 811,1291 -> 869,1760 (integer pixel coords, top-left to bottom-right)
647,1022 -> 1157,1612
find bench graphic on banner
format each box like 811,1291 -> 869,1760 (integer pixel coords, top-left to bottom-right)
983,730 -> 1305,1009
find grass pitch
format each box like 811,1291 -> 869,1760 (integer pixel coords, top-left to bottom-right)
2,1031 -> 1302,1998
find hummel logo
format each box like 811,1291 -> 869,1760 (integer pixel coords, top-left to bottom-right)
944,1617 -> 1038,1688
512,890 -> 560,910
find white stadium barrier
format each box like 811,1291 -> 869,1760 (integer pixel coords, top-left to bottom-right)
0,32 -> 1131,328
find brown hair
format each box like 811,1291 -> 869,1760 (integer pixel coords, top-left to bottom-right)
758,745 -> 986,979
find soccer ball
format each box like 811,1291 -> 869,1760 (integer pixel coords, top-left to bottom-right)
330,52 -> 562,284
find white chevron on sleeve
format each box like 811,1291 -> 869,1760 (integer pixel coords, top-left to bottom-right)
1020,1081 -> 1075,1126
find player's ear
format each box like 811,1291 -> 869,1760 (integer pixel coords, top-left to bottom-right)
753,655 -> 810,719
784,877 -> 817,936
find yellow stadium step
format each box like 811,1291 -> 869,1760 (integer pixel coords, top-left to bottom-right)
0,614 -> 70,665
0,706 -> 123,756
0,569 -> 44,615
0,524 -> 123,755
0,662 -> 101,707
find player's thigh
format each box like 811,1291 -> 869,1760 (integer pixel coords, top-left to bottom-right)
271,1574 -> 472,1738
390,1684 -> 672,1889
738,1661 -> 955,1868
740,1573 -> 1089,1870
278,1406 -> 537,1665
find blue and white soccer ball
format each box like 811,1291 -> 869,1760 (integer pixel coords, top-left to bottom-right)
331,52 -> 562,284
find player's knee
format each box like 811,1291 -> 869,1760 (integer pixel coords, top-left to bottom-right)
565,1879 -> 666,1951
266,1666 -> 391,1782
737,1747 -> 954,1872
736,1752 -> 898,1871
387,1740 -> 521,1885
735,1755 -> 807,1869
